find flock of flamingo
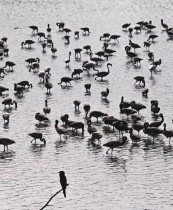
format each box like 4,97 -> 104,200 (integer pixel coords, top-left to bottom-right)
0,19 -> 173,155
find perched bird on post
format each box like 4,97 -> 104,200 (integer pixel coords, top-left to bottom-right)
59,171 -> 67,198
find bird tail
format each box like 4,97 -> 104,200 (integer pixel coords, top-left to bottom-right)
63,189 -> 66,198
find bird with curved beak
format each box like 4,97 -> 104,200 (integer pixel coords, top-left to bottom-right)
59,171 -> 68,198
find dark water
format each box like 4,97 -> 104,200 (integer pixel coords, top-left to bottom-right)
0,0 -> 173,209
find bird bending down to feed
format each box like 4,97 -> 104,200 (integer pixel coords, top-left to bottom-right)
103,136 -> 127,154
58,77 -> 73,86
101,88 -> 109,98
35,113 -> 48,123
43,100 -> 51,115
28,132 -> 46,145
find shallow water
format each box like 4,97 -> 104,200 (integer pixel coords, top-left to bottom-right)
0,0 -> 173,209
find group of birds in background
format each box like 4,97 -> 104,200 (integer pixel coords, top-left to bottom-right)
0,18 -> 173,155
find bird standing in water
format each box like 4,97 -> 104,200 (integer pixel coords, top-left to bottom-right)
59,171 -> 67,198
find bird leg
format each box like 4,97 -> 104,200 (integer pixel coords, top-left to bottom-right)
106,148 -> 110,154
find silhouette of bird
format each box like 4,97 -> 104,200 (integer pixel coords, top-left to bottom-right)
163,123 -> 173,145
47,24 -> 51,33
68,121 -> 84,134
59,171 -> 67,198
125,46 -> 137,59
43,100 -> 51,115
100,33 -> 110,41
73,100 -> 81,111
133,57 -> 143,66
151,100 -> 160,116
83,104 -> 90,118
84,83 -> 91,93
128,27 -> 133,36
17,81 -> 32,88
119,96 -> 131,108
147,35 -> 158,41
74,31 -> 79,39
21,40 -> 35,48
74,48 -> 82,58
101,88 -> 109,98
35,113 -> 48,122
14,84 -> 24,95
144,41 -> 151,51
148,52 -> 154,61
25,57 -> 40,66
55,120 -> 69,140
145,23 -> 156,31
129,127 -> 141,143
29,63 -> 40,72
83,45 -> 92,53
129,40 -> 141,52
51,43 -> 57,56
102,115 -> 118,127
161,19 -> 168,30
91,132 -> 103,144
44,78 -> 53,93
102,43 -> 116,55
0,138 -> 15,152
143,122 -> 163,142
94,63 -> 112,81
109,35 -> 121,43
29,25 -> 38,34
65,52 -> 71,66
87,119 -> 97,134
142,88 -> 149,98
152,59 -> 161,67
132,122 -> 144,135
119,103 -> 137,117
112,120 -> 130,137
134,26 -> 141,33
63,28 -> 71,34
2,113 -> 10,124
28,132 -> 46,145
71,69 -> 83,79
37,32 -> 47,41
89,111 -> 107,123
0,86 -> 9,95
130,101 -> 146,114
149,113 -> 164,128
89,53 -> 105,65
103,136 -> 127,154
80,27 -> 90,35
2,98 -> 17,109
122,23 -> 131,30
58,77 -> 73,86
42,42 -> 46,52
3,61 -> 16,71
56,22 -> 65,31
134,76 -> 145,86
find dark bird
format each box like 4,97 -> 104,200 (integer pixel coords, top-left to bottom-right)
89,111 -> 107,123
80,27 -> 90,35
51,43 -> 57,56
83,104 -> 90,118
147,35 -> 158,41
101,88 -> 109,98
84,83 -> 91,93
133,57 -> 143,66
129,40 -> 141,52
29,63 -> 40,72
65,52 -> 71,67
37,32 -> 47,41
87,119 -> 97,134
145,23 -> 156,31
130,101 -> 146,114
64,35 -> 70,44
119,103 -> 137,117
128,27 -> 133,36
91,132 -> 103,144
148,52 -> 154,61
163,123 -> 173,145
112,120 -> 130,137
2,98 -> 17,109
89,53 -> 105,65
129,127 -> 141,143
47,24 -> 51,33
132,122 -> 144,135
122,23 -> 131,30
0,86 -> 9,95
58,77 -> 73,86
0,138 -> 15,152
28,132 -> 46,145
161,19 -> 168,30
56,22 -> 65,31
83,45 -> 92,53
144,41 -> 151,51
21,40 -> 35,48
43,100 -> 51,115
68,121 -> 84,134
149,113 -> 164,128
102,115 -> 118,127
134,26 -> 141,33
14,84 -> 24,95
55,120 -> 69,140
35,113 -> 48,122
63,28 -> 71,34
151,100 -> 160,116
71,69 -> 83,79
94,63 -> 112,81
3,61 -> 16,71
74,31 -> 79,39
74,48 -> 82,58
74,100 -> 81,111
152,59 -> 161,67
100,33 -> 110,41
119,96 -> 131,109
2,113 -> 10,124
95,51 -> 105,58
59,171 -> 67,198
143,122 -> 163,142
45,78 -> 53,93
109,35 -> 121,43
25,57 -> 40,66
103,136 -> 127,154
125,46 -> 137,59
17,81 -> 32,88
29,25 -> 38,34
102,43 -> 116,55
134,76 -> 145,86
142,88 -> 149,98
